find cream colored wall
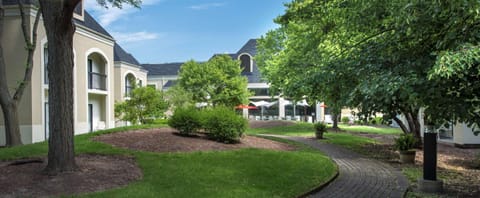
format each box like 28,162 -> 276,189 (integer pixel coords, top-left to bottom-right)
0,7 -> 45,145
113,63 -> 148,102
73,31 -> 115,132
147,75 -> 177,90
1,5 -> 116,145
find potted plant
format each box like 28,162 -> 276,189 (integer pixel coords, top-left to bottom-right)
314,122 -> 327,139
394,133 -> 418,163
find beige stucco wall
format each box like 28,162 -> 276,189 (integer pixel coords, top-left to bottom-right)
73,28 -> 115,133
147,75 -> 177,90
1,5 -> 115,145
113,62 -> 148,102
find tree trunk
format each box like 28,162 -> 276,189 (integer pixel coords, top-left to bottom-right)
332,113 -> 339,130
0,101 -> 22,146
39,0 -> 80,174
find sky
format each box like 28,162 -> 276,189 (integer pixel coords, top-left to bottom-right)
85,0 -> 290,64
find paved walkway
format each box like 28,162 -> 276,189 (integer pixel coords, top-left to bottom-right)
261,135 -> 409,198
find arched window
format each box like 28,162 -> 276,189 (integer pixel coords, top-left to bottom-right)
125,73 -> 136,96
239,54 -> 252,73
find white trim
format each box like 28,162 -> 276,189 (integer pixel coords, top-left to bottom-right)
75,27 -> 114,47
85,48 -> 111,129
238,53 -> 253,73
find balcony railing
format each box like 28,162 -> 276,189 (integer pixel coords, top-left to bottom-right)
88,72 -> 107,91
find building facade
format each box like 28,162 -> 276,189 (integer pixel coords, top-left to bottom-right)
0,2 -> 146,145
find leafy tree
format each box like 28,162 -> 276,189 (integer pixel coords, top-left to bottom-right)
178,55 -> 250,108
115,86 -> 168,125
258,0 -> 480,143
164,84 -> 194,110
37,0 -> 140,174
0,0 -> 41,146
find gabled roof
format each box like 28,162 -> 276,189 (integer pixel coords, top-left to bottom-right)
75,11 -> 113,39
236,39 -> 257,56
1,1 -> 113,40
114,43 -> 140,65
162,80 -> 177,89
142,63 -> 184,76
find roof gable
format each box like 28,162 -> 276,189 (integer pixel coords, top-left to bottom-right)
114,43 -> 140,65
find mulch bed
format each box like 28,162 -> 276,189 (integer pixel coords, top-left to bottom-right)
93,127 -> 296,153
0,121 -> 301,197
0,154 -> 142,197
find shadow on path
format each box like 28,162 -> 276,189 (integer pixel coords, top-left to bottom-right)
260,135 -> 409,198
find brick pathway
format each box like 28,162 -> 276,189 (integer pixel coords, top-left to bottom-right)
261,135 -> 409,198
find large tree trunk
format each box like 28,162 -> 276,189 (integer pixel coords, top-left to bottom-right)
39,0 -> 80,174
0,101 -> 22,146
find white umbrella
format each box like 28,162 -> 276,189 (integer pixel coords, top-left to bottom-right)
195,102 -> 208,108
296,99 -> 309,106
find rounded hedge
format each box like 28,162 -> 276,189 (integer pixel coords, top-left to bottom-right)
168,106 -> 203,135
203,106 -> 247,143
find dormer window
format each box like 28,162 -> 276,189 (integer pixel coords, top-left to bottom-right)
239,54 -> 252,73
73,1 -> 84,21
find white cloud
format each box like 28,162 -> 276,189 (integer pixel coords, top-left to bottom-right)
85,0 -> 163,27
189,2 -> 226,10
112,31 -> 163,43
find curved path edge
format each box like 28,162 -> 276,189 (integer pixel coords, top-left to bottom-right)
259,134 -> 409,198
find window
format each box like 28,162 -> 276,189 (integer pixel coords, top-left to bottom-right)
44,45 -> 48,84
239,54 -> 252,72
125,74 -> 135,96
138,80 -> 143,87
87,59 -> 107,90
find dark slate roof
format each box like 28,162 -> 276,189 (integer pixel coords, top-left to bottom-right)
2,2 -> 112,39
162,80 -> 177,89
142,63 -> 184,76
114,43 -> 140,65
75,11 -> 112,39
236,39 -> 257,56
2,0 -> 36,5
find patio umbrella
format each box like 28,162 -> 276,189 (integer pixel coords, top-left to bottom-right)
235,104 -> 257,110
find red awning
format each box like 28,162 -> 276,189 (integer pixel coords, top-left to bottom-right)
235,104 -> 257,109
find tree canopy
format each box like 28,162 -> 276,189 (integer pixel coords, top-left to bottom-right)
258,0 -> 480,139
115,86 -> 168,125
177,55 -> 250,108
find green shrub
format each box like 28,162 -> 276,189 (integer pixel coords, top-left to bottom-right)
341,116 -> 350,123
168,106 -> 203,135
314,122 -> 327,133
314,122 -> 327,139
203,106 -> 247,143
394,133 -> 417,151
369,117 -> 384,125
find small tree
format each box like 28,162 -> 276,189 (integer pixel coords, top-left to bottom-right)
178,55 -> 250,108
0,0 -> 41,146
115,87 -> 168,125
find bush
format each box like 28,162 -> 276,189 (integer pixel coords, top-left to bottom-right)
394,133 -> 417,151
369,117 -> 384,125
168,106 -> 203,135
314,122 -> 327,139
341,116 -> 350,123
203,106 -> 247,143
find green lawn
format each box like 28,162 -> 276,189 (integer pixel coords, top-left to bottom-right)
246,122 -> 315,136
338,124 -> 402,135
0,124 -> 337,198
247,122 -> 380,151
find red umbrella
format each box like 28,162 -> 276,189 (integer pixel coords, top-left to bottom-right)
235,104 -> 257,110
